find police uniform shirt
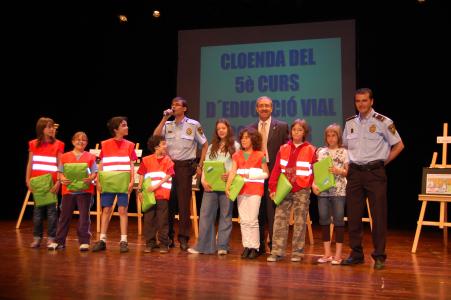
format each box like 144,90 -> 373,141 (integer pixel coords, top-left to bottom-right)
162,116 -> 207,161
343,109 -> 401,165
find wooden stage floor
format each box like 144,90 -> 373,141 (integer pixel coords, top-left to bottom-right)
1,219 -> 449,299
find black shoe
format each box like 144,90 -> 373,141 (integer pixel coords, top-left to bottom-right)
92,240 -> 106,252
341,256 -> 364,266
248,248 -> 258,259
374,258 -> 385,270
180,241 -> 189,251
120,241 -> 129,253
144,241 -> 159,253
168,240 -> 175,248
241,247 -> 250,259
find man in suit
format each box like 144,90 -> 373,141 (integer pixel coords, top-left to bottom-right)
248,96 -> 289,255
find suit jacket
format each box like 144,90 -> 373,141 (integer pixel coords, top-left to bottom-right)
249,118 -> 289,172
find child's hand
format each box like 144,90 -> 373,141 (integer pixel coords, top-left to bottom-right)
221,173 -> 229,182
202,181 -> 212,192
311,184 -> 320,196
225,188 -> 230,199
269,192 -> 275,200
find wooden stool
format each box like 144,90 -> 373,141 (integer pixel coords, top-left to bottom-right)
16,190 -> 33,229
289,208 -> 314,245
330,197 -> 373,238
411,194 -> 450,253
174,176 -> 200,238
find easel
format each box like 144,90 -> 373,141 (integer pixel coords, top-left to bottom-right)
100,143 -> 144,234
412,123 -> 451,253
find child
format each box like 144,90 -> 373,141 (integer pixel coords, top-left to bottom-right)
225,127 -> 269,259
188,119 -> 239,255
48,132 -> 98,251
137,135 -> 174,254
26,117 -> 64,248
266,119 -> 316,262
312,124 -> 349,264
92,117 -> 137,253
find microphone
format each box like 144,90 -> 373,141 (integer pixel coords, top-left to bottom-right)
163,109 -> 174,116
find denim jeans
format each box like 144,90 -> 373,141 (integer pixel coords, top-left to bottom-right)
194,191 -> 233,253
317,196 -> 345,226
33,204 -> 58,239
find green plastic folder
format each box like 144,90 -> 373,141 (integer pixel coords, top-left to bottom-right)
30,173 -> 57,207
203,161 -> 226,191
141,178 -> 156,213
99,171 -> 130,193
228,175 -> 245,201
273,173 -> 292,205
64,163 -> 89,191
313,156 -> 336,192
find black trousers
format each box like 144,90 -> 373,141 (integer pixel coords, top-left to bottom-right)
144,200 -> 169,246
346,162 -> 387,260
168,160 -> 195,242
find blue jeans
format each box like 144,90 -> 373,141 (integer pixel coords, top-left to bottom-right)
33,204 -> 58,239
317,196 -> 345,226
194,191 -> 233,254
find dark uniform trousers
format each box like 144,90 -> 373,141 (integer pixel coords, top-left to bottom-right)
168,160 -> 196,243
346,161 -> 387,261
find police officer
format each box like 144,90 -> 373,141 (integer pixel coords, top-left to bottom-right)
153,97 -> 208,251
341,88 -> 404,269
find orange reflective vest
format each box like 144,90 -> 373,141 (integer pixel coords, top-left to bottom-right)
101,138 -> 135,172
233,150 -> 265,196
278,142 -> 315,188
61,151 -> 96,195
141,154 -> 174,200
29,139 -> 64,182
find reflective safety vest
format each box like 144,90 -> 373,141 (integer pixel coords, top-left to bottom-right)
279,142 -> 315,188
141,154 -> 174,200
61,151 -> 96,195
101,138 -> 135,172
29,139 -> 64,182
234,150 -> 265,196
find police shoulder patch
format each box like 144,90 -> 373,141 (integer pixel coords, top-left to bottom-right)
346,115 -> 358,121
373,113 -> 386,122
197,127 -> 204,135
388,123 -> 397,135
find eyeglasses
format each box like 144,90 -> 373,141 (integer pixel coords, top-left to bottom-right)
74,140 -> 88,143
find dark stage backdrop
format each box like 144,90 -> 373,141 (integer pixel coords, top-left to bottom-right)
5,1 -> 449,230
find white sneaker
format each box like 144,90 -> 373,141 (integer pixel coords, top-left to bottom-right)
317,256 -> 333,263
218,249 -> 228,255
79,244 -> 90,251
187,248 -> 200,254
47,242 -> 59,250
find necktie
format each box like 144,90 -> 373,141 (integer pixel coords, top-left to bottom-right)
260,121 -> 268,161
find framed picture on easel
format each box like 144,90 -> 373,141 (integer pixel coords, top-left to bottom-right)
421,168 -> 451,195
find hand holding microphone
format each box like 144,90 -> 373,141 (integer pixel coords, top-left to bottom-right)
163,108 -> 174,117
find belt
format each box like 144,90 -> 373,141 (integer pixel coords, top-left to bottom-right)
173,159 -> 196,167
350,160 -> 384,171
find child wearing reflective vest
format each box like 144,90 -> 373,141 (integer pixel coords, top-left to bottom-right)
226,128 -> 269,259
48,131 -> 98,251
92,116 -> 137,253
137,135 -> 174,254
267,119 -> 316,262
26,117 -> 64,248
